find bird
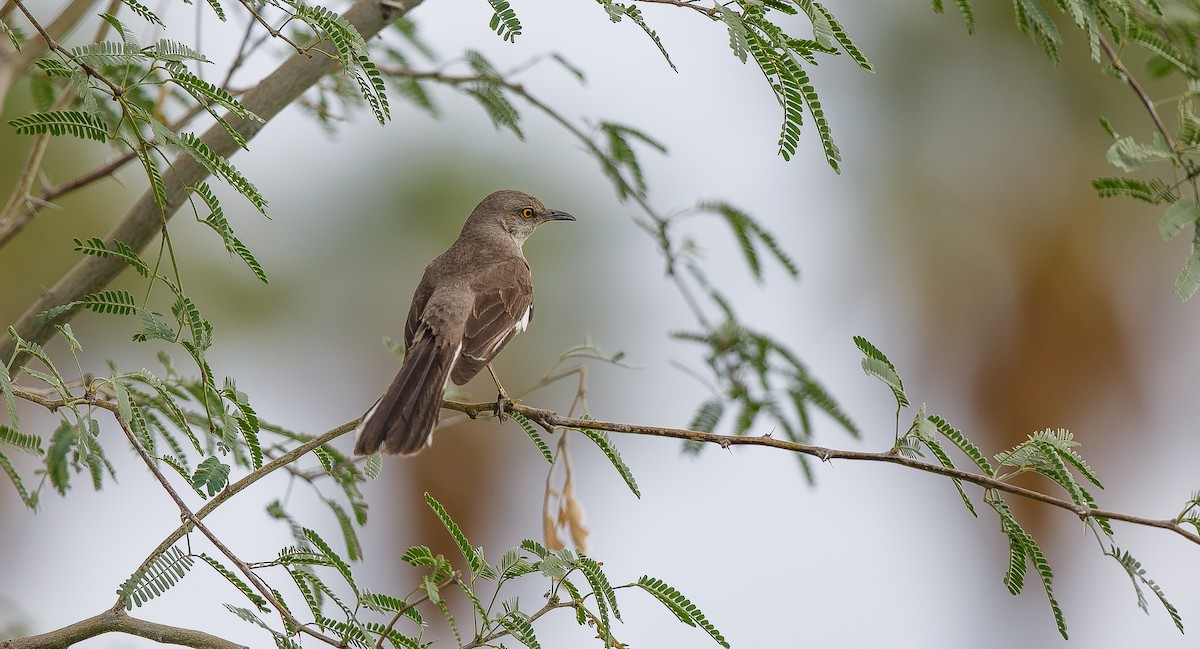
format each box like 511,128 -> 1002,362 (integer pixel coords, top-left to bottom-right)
353,189 -> 575,456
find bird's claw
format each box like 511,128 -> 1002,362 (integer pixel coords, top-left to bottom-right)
495,391 -> 512,422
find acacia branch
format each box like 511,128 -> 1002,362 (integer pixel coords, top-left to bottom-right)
1,609 -> 246,649
1,0 -> 423,371
1098,33 -> 1183,162
440,399 -> 1200,547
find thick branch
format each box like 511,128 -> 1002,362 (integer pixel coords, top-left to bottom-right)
2,609 -> 247,649
1,0 -> 423,371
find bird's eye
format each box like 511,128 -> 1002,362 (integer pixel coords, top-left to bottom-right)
521,208 -> 534,219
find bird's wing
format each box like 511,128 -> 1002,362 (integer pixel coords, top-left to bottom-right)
449,258 -> 532,385
403,268 -> 435,349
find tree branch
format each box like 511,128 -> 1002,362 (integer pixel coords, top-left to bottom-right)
440,398 -> 1200,547
1098,33 -> 1184,164
1,609 -> 247,649
1,0 -> 423,371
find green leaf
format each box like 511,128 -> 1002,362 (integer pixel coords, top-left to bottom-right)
598,121 -> 667,200
614,3 -> 676,71
147,38 -> 207,62
1092,176 -> 1174,204
798,0 -> 872,71
520,538 -> 550,559
133,144 -> 168,211
0,450 -> 36,509
46,422 -> 76,495
118,546 -> 194,609
1012,0 -> 1061,64
283,0 -> 369,67
201,0 -> 226,20
793,375 -> 857,437
465,83 -> 523,139
1175,231 -> 1200,301
689,398 -> 725,434
486,0 -> 522,41
192,182 -> 269,283
1106,136 -> 1150,172
364,451 -> 382,479
400,545 -> 454,581
1128,23 -> 1197,77
119,0 -> 164,26
424,493 -> 484,575
922,435 -> 977,516
360,591 -> 408,613
580,554 -> 621,623
175,132 -> 267,213
714,6 -> 751,63
325,499 -> 363,561
699,201 -> 800,280
0,364 -> 19,431
854,336 -> 909,408
927,414 -> 993,476
353,55 -> 390,125
1030,428 -> 1102,488
1110,547 -> 1183,633
8,110 -> 108,142
510,411 -> 553,463
991,496 -> 1066,638
73,237 -> 151,277
635,575 -> 729,647
302,527 -> 358,596
223,382 -> 262,469
500,610 -> 541,649
1,17 -> 20,51
83,289 -> 138,316
196,553 -> 269,611
575,426 -> 641,498
173,296 -> 212,351
931,0 -> 976,33
191,457 -> 230,497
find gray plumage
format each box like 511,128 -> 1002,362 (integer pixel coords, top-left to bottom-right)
354,190 -> 575,456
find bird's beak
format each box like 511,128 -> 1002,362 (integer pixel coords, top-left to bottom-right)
545,209 -> 575,222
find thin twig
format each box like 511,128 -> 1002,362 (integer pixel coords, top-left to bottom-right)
1098,33 -> 1183,162
635,0 -> 713,15
371,574 -> 456,649
11,0 -> 122,95
438,398 -> 1200,548
460,598 -> 579,649
0,88 -> 74,246
233,0 -> 306,54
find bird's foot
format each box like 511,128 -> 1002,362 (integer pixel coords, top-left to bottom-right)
494,390 -> 512,422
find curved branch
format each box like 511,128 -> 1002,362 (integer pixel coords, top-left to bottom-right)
1,0 -> 423,371
441,399 -> 1200,547
1,609 -> 247,649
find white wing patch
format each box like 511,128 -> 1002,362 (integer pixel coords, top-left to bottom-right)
516,303 -> 532,333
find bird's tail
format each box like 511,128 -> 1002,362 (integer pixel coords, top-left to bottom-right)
354,329 -> 457,456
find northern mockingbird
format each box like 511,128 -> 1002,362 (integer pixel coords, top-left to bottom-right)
353,190 -> 575,456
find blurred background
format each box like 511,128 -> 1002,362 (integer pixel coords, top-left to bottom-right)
2,1 -> 1199,647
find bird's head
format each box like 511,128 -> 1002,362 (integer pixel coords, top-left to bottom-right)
467,189 -> 575,243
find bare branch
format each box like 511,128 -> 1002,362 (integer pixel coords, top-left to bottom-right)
441,398 -> 1200,548
2,609 -> 247,649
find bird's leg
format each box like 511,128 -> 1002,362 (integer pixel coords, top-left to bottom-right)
486,363 -> 511,422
